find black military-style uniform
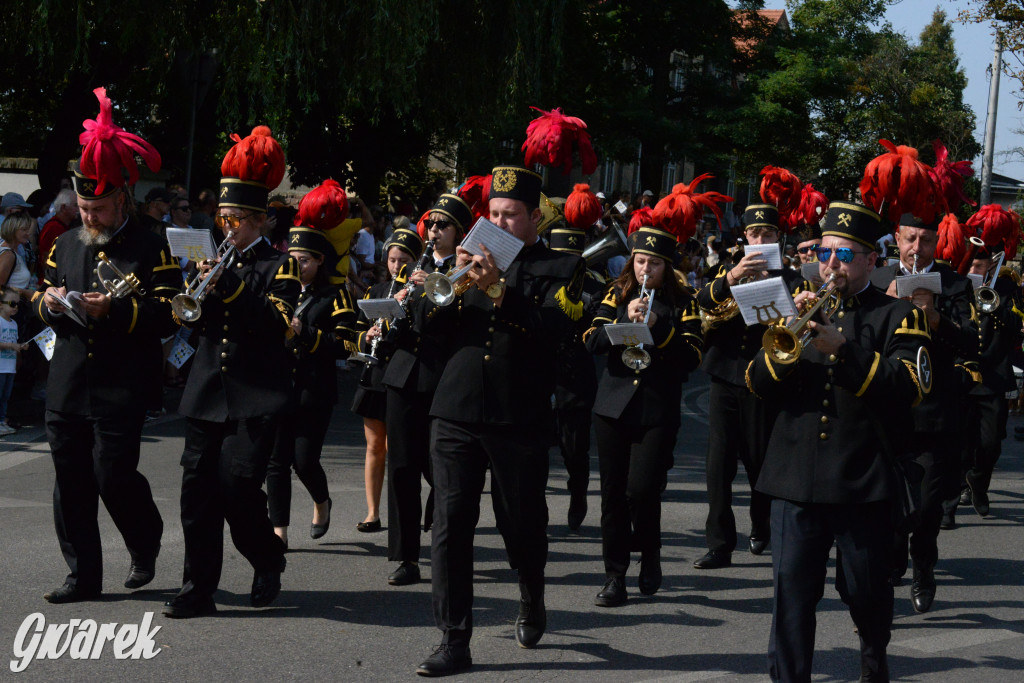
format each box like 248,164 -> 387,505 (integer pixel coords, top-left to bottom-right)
39,219 -> 182,592
266,280 -> 357,528
175,238 -> 300,601
585,282 -> 703,580
428,240 -> 584,648
696,263 -> 808,555
870,261 -> 977,580
351,277 -> 403,421
748,285 -> 931,682
381,259 -> 449,565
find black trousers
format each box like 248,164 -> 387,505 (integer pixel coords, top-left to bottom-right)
966,393 -> 1006,491
266,401 -> 333,527
554,403 -> 592,496
386,387 -> 434,563
594,414 -> 677,578
178,416 -> 285,599
893,432 -> 959,576
46,409 -> 163,590
769,499 -> 893,683
704,377 -> 773,552
430,418 -> 549,647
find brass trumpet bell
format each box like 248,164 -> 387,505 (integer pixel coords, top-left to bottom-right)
171,230 -> 238,323
762,274 -> 839,365
423,262 -> 475,307
96,252 -> 145,298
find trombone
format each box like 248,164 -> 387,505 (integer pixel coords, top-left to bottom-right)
974,248 -> 1006,314
96,252 -> 145,298
762,274 -> 839,365
171,230 -> 238,323
622,275 -> 654,371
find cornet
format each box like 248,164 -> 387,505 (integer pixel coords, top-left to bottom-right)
96,252 -> 145,298
171,231 -> 238,323
762,274 -> 839,365
622,275 -> 654,371
423,259 -> 477,307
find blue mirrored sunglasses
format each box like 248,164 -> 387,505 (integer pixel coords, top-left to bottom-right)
814,246 -> 870,263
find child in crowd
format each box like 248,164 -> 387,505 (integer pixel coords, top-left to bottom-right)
0,288 -> 27,435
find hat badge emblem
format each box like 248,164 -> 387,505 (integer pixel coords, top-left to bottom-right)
645,236 -> 656,246
755,210 -> 764,220
492,169 -> 517,192
837,212 -> 852,228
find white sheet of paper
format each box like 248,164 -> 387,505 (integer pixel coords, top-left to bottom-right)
167,338 -> 196,369
32,326 -> 56,361
967,273 -> 984,290
614,200 -> 629,214
743,243 -> 783,270
731,276 -> 797,326
460,218 -> 525,271
605,322 -> 654,347
800,262 -> 822,285
357,297 -> 406,320
166,228 -> 218,262
896,272 -> 942,297
46,290 -> 88,327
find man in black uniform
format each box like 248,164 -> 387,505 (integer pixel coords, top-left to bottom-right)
749,202 -> 931,682
416,166 -> 586,676
694,203 -> 806,568
163,126 -> 299,618
870,213 -> 977,613
39,91 -> 180,603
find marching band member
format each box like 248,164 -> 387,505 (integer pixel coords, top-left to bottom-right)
163,126 -> 299,618
584,183 -> 711,607
266,180 -> 358,547
39,87 -> 180,603
749,202 -> 931,682
694,167 -> 809,569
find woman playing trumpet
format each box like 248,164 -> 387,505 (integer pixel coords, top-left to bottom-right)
584,194 -> 710,607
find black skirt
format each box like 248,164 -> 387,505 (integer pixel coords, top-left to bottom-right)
351,385 -> 386,421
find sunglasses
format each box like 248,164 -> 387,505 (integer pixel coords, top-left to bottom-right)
174,205 -> 191,212
215,212 -> 256,230
796,246 -> 817,254
814,247 -> 871,263
2,301 -> 18,308
423,219 -> 452,231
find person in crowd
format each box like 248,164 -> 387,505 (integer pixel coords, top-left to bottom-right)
0,287 -> 28,436
37,189 -> 79,288
140,187 -> 172,237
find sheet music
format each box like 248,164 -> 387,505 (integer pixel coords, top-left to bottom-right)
731,276 -> 797,326
460,218 -> 525,271
166,228 -> 218,262
895,272 -> 942,297
46,290 -> 88,327
967,273 -> 984,290
604,322 -> 654,347
32,326 -> 56,361
357,297 -> 406,320
743,243 -> 783,270
800,262 -> 823,286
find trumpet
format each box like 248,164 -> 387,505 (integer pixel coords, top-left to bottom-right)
622,275 -> 654,371
974,248 -> 1006,314
762,274 -> 839,365
423,259 -> 477,307
171,230 -> 238,323
96,252 -> 145,298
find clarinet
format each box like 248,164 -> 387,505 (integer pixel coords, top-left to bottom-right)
400,239 -> 436,311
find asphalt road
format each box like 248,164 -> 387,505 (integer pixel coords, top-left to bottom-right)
1,368 -> 1021,681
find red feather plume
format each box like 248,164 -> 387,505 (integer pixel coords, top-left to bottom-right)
416,210 -> 431,241
790,183 -> 829,228
522,107 -> 597,175
78,87 -> 161,195
457,175 -> 491,224
652,174 -> 734,241
759,166 -> 802,231
221,125 -> 286,190
295,179 -> 350,231
967,204 -> 1019,259
628,207 -> 654,235
935,213 -> 973,273
859,140 -> 938,223
564,184 -> 602,229
929,139 -> 976,212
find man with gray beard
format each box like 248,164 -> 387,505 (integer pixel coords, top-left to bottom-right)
35,87 -> 182,603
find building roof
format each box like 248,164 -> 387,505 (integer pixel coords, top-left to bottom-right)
733,9 -> 789,59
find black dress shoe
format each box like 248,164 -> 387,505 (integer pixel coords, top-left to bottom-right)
416,644 -> 472,677
638,549 -> 662,596
939,511 -> 956,530
910,566 -> 936,614
749,537 -> 769,556
959,487 -> 972,506
251,555 -> 286,608
693,550 -> 732,569
356,519 -> 381,533
965,470 -> 990,517
124,555 -> 157,589
388,561 -> 421,586
514,582 -> 546,649
162,592 -> 217,618
310,497 -> 332,539
567,490 -> 587,531
44,583 -> 101,604
594,576 -> 627,607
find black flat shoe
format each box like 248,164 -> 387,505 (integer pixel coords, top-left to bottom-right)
356,519 -> 381,533
594,576 -> 627,607
514,582 -> 546,649
162,592 -> 217,619
749,537 -> 769,556
693,550 -> 732,569
124,553 -> 157,589
251,555 -> 286,608
910,566 -> 936,614
44,583 -> 101,604
638,549 -> 662,596
388,561 -> 421,586
416,644 -> 472,677
311,498 -> 332,539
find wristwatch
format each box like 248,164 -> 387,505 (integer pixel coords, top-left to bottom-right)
485,281 -> 506,299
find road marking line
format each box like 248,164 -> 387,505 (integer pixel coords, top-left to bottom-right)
893,628 -> 1021,653
0,449 -> 50,471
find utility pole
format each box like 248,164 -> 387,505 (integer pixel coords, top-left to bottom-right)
980,31 -> 1003,206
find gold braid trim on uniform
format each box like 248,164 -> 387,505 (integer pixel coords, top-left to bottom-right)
763,352 -> 780,382
855,352 -> 880,397
267,294 -> 294,321
310,328 -> 322,354
127,298 -> 139,334
894,308 -> 931,338
969,302 -> 979,325
45,242 -> 57,269
222,280 -> 245,304
555,285 -> 583,321
956,362 -> 983,384
656,326 -> 675,349
900,359 -> 925,406
582,326 -> 598,343
744,359 -> 764,398
601,288 -> 618,308
344,339 -> 360,353
275,258 -> 301,282
332,297 -> 355,316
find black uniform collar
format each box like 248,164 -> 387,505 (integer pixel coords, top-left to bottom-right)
841,281 -> 875,310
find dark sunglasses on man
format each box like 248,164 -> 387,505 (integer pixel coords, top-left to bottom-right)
174,205 -> 191,213
796,245 -> 817,254
214,213 -> 256,230
813,246 -> 871,263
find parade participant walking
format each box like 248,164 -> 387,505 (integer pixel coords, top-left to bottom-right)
38,87 -> 179,603
163,126 -> 299,618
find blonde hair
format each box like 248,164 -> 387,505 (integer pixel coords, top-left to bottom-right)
1,211 -> 33,243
